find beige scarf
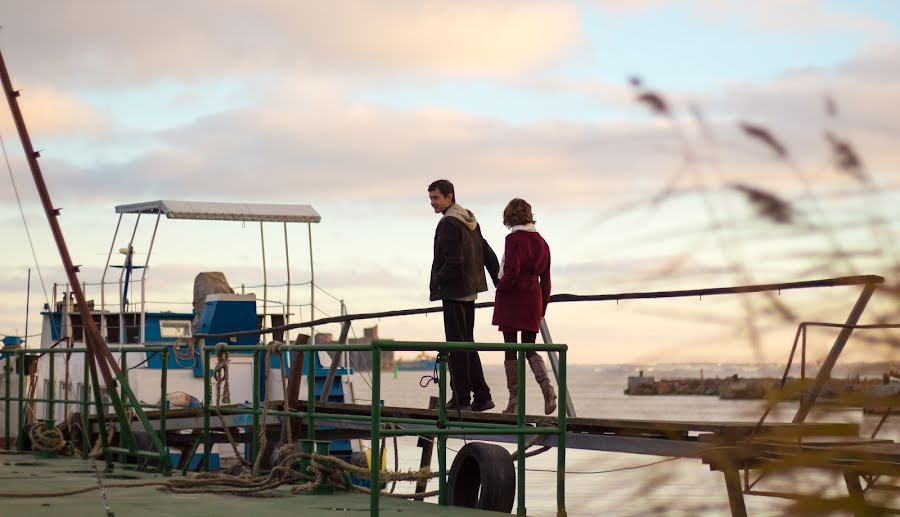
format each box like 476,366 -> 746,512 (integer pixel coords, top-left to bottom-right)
443,203 -> 478,231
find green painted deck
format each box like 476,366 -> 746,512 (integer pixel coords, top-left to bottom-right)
0,454 -> 493,516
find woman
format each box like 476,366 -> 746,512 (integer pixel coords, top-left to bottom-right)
492,198 -> 556,415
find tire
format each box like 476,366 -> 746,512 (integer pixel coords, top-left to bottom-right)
447,441 -> 516,513
19,422 -> 35,451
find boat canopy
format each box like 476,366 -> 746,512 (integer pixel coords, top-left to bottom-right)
114,200 -> 321,223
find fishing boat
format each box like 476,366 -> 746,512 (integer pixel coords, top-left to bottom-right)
395,352 -> 437,371
21,200 -> 361,468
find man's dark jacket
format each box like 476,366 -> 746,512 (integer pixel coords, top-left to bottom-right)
430,212 -> 500,302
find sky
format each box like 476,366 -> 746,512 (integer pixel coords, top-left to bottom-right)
0,0 -> 898,365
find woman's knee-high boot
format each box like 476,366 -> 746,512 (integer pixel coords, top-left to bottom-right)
502,360 -> 518,414
528,354 -> 557,415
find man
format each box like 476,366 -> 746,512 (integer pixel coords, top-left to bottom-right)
428,179 -> 500,411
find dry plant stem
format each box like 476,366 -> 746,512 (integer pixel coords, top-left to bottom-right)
667,115 -> 767,361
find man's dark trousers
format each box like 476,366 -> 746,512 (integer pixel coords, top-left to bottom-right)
442,299 -> 491,405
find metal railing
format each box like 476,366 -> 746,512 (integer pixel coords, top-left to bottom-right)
199,338 -> 568,517
1,346 -> 172,472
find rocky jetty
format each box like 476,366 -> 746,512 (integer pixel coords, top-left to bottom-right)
626,374 -> 887,401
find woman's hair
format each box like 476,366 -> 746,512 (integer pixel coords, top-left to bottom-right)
503,198 -> 535,227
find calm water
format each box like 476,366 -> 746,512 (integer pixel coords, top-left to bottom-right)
342,363 -> 898,516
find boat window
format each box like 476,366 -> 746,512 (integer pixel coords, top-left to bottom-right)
159,320 -> 192,339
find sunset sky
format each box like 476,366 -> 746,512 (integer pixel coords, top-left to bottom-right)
0,1 -> 898,364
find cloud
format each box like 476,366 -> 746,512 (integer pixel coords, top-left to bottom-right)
14,37 -> 900,219
1,1 -> 582,86
18,79 -> 684,206
7,84 -> 110,137
594,0 -> 888,34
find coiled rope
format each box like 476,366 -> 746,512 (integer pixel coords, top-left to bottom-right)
28,425 -> 71,455
0,445 -> 438,499
173,337 -> 197,368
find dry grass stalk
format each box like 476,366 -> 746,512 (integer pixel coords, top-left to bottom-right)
629,76 -> 671,117
824,131 -> 867,181
738,122 -> 789,159
636,92 -> 670,117
730,183 -> 794,224
824,94 -> 838,117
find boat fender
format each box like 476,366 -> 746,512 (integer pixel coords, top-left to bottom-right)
447,441 -> 516,513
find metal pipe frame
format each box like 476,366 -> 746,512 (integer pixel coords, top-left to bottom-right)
197,275 -> 886,341
120,214 -> 141,344
540,318 -> 576,417
284,222 -> 291,344
308,222 -> 315,346
200,338 -> 568,517
793,282 -> 878,424
1,347 -> 171,470
260,222 -> 268,344
139,214 -> 161,345
100,214 -> 123,344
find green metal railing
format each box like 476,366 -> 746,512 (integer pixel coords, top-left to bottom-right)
199,338 -> 568,517
1,346 -> 171,473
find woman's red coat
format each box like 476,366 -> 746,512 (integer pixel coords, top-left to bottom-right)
492,231 -> 551,333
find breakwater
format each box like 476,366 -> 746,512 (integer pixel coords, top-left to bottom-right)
625,374 -> 890,400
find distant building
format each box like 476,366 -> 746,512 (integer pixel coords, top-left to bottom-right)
323,325 -> 394,371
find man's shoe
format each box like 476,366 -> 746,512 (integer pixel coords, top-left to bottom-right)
446,399 -> 471,411
470,399 -> 495,412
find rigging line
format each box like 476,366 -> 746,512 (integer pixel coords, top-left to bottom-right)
0,130 -> 50,308
128,352 -> 158,370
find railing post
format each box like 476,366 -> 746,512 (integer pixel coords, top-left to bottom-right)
557,348 -> 567,517
793,282 -> 877,423
517,348 -> 527,516
202,343 -> 211,472
119,352 -> 128,446
438,353 -> 448,506
252,348 -> 261,465
81,355 -> 89,459
307,344 -> 315,440
540,319 -> 576,417
48,352 -> 55,424
4,354 -> 10,449
117,351 -> 128,464
160,348 -> 169,474
800,324 -> 806,380
16,351 -> 24,450
370,345 -> 381,517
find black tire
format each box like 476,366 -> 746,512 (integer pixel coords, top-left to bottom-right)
19,422 -> 35,451
447,441 -> 516,513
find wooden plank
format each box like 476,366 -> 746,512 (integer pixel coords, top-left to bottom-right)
305,401 -> 860,438
723,468 -> 749,517
99,399 -> 860,441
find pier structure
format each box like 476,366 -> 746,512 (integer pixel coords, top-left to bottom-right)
2,272 -> 897,515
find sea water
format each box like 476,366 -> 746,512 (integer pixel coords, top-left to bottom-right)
349,364 -> 898,516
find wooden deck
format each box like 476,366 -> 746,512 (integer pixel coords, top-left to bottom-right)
84,400 -> 900,516
0,454 -> 495,517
